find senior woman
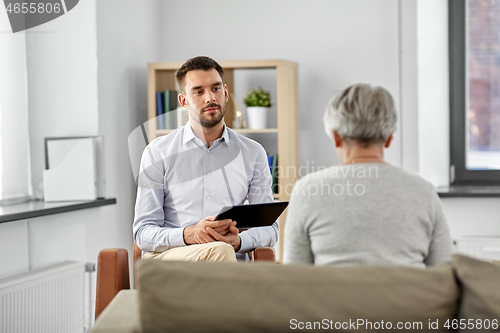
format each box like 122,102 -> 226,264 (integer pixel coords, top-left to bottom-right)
283,83 -> 452,267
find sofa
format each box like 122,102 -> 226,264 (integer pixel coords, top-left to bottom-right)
92,254 -> 500,333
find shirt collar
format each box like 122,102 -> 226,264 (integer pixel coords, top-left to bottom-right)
220,124 -> 230,145
182,122 -> 230,146
182,122 -> 197,145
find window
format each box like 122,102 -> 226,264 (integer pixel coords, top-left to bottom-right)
450,0 -> 500,184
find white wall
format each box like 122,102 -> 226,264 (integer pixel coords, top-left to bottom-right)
416,0 -> 450,187
400,0 -> 419,174
0,220 -> 29,278
0,5 -> 31,200
443,198 -> 500,239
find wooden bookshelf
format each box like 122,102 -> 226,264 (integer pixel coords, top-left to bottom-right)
147,60 -> 299,256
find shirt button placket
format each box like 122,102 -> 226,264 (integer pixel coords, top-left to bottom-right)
204,149 -> 210,215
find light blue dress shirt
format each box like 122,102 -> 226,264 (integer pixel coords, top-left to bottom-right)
133,122 -> 278,255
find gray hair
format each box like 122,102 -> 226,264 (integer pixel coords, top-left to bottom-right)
323,83 -> 397,145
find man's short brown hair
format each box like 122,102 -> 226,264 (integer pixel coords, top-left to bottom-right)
175,56 -> 224,92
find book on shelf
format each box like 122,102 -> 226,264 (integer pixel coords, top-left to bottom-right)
163,90 -> 170,129
271,153 -> 279,194
156,92 -> 165,130
163,90 -> 179,130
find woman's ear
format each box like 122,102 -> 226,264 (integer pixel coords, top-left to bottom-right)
384,133 -> 394,148
333,131 -> 342,148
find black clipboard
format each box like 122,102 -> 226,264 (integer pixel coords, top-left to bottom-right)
214,201 -> 289,229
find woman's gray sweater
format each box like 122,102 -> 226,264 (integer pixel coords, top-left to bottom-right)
283,163 -> 453,267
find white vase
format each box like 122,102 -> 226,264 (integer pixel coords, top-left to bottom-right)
246,107 -> 269,129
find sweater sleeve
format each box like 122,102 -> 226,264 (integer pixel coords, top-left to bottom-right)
283,179 -> 314,264
424,193 -> 453,266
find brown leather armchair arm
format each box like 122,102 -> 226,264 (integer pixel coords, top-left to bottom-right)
253,247 -> 275,262
95,248 -> 130,319
95,245 -> 275,319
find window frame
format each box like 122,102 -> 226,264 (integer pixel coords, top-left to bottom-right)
449,0 -> 500,185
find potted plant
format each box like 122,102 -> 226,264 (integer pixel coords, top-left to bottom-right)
244,87 -> 271,129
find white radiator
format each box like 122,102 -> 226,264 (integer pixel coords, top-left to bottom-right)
455,237 -> 500,261
0,261 -> 86,333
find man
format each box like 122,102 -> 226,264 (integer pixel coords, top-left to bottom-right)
133,56 -> 277,262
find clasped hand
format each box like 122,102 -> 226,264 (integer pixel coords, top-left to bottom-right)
183,215 -> 241,251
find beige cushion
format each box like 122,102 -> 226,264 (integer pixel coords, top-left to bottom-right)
92,290 -> 142,333
453,254 -> 500,328
137,259 -> 459,333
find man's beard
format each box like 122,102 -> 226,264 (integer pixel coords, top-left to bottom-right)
195,103 -> 225,128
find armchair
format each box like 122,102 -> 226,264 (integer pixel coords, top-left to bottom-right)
95,242 -> 275,319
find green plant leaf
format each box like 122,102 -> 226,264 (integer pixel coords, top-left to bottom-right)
244,87 -> 271,107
